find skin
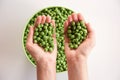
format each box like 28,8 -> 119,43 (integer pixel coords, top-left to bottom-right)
26,15 -> 57,80
64,13 -> 95,80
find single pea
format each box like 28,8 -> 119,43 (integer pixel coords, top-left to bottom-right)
57,65 -> 59,69
41,41 -> 45,46
76,29 -> 79,32
77,26 -> 81,30
80,31 -> 83,35
48,31 -> 52,36
44,23 -> 49,26
71,21 -> 75,26
43,26 -> 47,30
80,36 -> 84,40
45,42 -> 49,47
61,46 -> 64,50
49,23 -> 53,26
35,28 -> 38,32
34,32 -> 39,36
44,29 -> 48,34
70,35 -> 75,39
41,24 -> 43,27
49,47 -> 53,52
34,40 -> 37,43
83,29 -> 87,34
75,33 -> 81,37
44,48 -> 48,52
77,22 -> 81,26
73,44 -> 78,49
69,43 -> 73,48
77,41 -> 81,45
39,27 -> 42,31
83,33 -> 87,37
41,32 -> 44,35
37,37 -> 40,41
80,21 -> 85,27
67,29 -> 72,34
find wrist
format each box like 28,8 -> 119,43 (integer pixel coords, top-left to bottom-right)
67,55 -> 87,66
36,60 -> 56,69
36,61 -> 56,80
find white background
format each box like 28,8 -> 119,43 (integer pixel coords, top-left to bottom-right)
0,0 -> 120,80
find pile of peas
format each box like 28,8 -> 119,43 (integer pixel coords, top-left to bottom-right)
67,21 -> 88,49
23,7 -> 73,72
34,23 -> 54,52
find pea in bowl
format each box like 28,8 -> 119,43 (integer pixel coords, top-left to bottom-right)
23,6 -> 74,73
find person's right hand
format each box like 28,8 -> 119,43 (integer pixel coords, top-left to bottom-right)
64,13 -> 95,62
26,15 -> 57,65
26,16 -> 57,80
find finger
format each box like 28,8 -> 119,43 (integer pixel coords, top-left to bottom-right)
85,23 -> 95,38
68,15 -> 73,24
41,15 -> 46,24
64,37 -> 71,55
52,34 -> 57,56
77,13 -> 85,21
51,20 -> 55,27
26,26 -> 34,44
46,15 -> 51,23
64,20 -> 69,33
34,16 -> 42,27
72,13 -> 78,22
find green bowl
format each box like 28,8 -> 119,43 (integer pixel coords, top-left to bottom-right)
22,6 -> 74,73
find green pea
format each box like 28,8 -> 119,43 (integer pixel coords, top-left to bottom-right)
39,27 -> 42,31
71,21 -> 75,26
41,32 -> 44,35
70,35 -> 75,39
37,37 -> 40,41
45,48 -> 48,52
41,41 -> 45,46
67,29 -> 72,34
73,44 -> 78,49
35,28 -> 38,32
49,47 -> 53,52
80,21 -> 85,27
80,31 -> 83,35
77,22 -> 81,26
69,43 -> 73,48
34,40 -> 37,43
35,32 -> 39,36
77,26 -> 81,30
44,23 -> 49,26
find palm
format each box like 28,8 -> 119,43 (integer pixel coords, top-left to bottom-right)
64,13 -> 95,60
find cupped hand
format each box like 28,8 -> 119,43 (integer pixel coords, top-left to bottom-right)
26,15 -> 57,65
64,13 -> 95,62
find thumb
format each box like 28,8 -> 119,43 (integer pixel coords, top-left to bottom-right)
26,26 -> 34,44
52,33 -> 57,56
64,35 -> 71,55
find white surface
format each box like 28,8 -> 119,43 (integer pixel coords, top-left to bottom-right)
0,0 -> 120,80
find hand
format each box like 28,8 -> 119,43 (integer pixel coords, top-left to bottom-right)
64,13 -> 95,80
26,15 -> 57,80
26,15 -> 57,64
64,13 -> 95,62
